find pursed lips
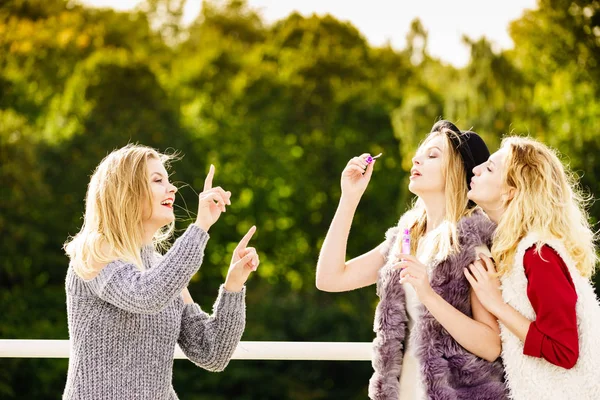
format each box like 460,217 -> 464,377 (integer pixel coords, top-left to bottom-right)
410,168 -> 422,179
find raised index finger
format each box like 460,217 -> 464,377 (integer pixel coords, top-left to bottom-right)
236,225 -> 257,251
203,164 -> 215,191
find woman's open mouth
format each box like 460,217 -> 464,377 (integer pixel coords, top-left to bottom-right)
161,199 -> 174,208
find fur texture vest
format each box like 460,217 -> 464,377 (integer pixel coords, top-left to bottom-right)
499,233 -> 600,400
369,212 -> 508,400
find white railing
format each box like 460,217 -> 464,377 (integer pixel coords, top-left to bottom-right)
0,340 -> 372,361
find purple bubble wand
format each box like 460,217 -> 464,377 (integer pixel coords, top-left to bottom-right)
366,153 -> 383,164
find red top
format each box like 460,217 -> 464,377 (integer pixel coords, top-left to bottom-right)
522,245 -> 579,369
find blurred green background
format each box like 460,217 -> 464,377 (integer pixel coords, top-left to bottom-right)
1,0 -> 600,398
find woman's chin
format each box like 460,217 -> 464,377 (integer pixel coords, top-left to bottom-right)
408,181 -> 419,195
163,216 -> 175,226
408,182 -> 439,197
467,189 -> 475,201
152,215 -> 175,230
467,192 -> 488,211
467,186 -> 482,201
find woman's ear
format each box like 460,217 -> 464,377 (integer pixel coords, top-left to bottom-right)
502,186 -> 517,203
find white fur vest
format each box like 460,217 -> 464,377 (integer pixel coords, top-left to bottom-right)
499,233 -> 600,400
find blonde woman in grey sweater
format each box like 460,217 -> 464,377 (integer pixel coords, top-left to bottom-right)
63,144 -> 259,400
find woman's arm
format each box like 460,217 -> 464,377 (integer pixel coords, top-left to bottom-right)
316,196 -> 387,292
316,155 -> 386,292
178,226 -> 260,371
400,250 -> 502,362
497,247 -> 579,368
84,224 -> 209,314
466,249 -> 579,369
178,285 -> 246,372
419,288 -> 502,361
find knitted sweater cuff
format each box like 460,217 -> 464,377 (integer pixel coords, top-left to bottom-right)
214,284 -> 246,317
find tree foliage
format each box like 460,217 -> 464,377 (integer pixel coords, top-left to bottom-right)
1,0 -> 599,398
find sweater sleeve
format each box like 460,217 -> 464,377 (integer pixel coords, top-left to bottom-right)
85,224 -> 209,314
522,245 -> 579,369
178,285 -> 246,372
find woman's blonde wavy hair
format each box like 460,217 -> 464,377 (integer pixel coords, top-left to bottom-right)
64,144 -> 176,279
492,136 -> 597,278
400,127 -> 477,259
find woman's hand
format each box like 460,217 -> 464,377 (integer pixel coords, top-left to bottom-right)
464,254 -> 504,315
224,226 -> 260,292
395,254 -> 435,301
195,165 -> 231,232
340,154 -> 376,202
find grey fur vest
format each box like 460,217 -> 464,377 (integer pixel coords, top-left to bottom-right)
369,212 -> 508,400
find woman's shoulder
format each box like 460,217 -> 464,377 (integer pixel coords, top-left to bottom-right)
72,261 -> 111,282
72,240 -> 119,281
517,234 -> 571,268
523,244 -> 568,273
521,243 -> 579,297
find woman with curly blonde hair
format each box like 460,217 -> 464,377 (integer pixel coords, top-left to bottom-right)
466,136 -> 600,400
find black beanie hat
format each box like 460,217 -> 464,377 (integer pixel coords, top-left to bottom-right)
430,120 -> 490,190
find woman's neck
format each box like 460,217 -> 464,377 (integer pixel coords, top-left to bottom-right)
141,223 -> 157,245
421,194 -> 445,233
482,203 -> 505,224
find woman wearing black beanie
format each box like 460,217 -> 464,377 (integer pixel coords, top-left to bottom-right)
316,120 -> 507,399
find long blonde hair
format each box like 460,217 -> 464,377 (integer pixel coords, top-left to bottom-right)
402,127 -> 476,259
492,136 -> 597,278
64,144 -> 176,278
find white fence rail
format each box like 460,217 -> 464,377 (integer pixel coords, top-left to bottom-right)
0,340 -> 372,361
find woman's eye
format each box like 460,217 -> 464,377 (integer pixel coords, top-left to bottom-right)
486,167 -> 492,172
155,179 -> 163,183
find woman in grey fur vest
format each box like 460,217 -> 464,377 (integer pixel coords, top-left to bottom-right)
316,120 -> 508,400
63,144 -> 259,399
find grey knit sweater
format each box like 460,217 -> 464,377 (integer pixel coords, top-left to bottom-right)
63,224 -> 246,400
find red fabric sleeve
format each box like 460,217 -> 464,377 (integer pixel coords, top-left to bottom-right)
522,245 -> 579,369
